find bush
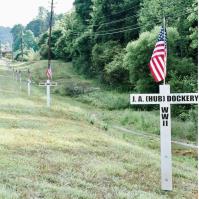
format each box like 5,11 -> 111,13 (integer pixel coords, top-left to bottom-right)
54,33 -> 73,61
91,41 -> 122,79
72,31 -> 93,75
77,91 -> 130,110
104,50 -> 131,90
24,49 -> 41,61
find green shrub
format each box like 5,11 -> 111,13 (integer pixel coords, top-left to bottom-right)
24,49 -> 41,61
73,31 -> 93,75
104,50 -> 131,90
77,91 -> 130,110
91,41 -> 122,79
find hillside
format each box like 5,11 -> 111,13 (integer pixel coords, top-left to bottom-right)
0,60 -> 196,198
0,26 -> 12,44
17,60 -> 197,143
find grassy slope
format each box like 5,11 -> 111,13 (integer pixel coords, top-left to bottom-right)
21,60 -> 197,143
0,60 -> 197,198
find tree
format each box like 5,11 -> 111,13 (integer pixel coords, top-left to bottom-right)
139,0 -> 195,58
104,50 -> 130,89
23,30 -> 38,50
74,0 -> 93,25
11,24 -> 24,51
187,0 -> 198,63
72,31 -> 93,75
53,12 -> 78,60
92,0 -> 141,43
37,6 -> 48,20
92,41 -> 122,76
26,19 -> 44,37
11,24 -> 38,58
38,29 -> 63,59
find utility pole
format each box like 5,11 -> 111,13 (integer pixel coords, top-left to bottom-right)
20,28 -> 24,62
38,0 -> 56,108
48,0 -> 54,68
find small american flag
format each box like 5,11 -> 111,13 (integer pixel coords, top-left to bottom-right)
46,64 -> 52,79
149,26 -> 167,82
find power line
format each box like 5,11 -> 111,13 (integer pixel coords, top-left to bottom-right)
67,9 -> 194,37
94,0 -> 188,29
94,4 -> 192,35
94,13 -> 139,28
95,26 -> 141,36
102,7 -> 194,34
95,23 -> 139,34
94,10 -> 193,36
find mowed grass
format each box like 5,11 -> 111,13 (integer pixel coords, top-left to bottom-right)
0,60 -> 197,198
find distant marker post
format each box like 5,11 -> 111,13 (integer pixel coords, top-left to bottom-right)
28,79 -> 31,96
47,79 -> 50,107
39,80 -> 57,107
19,71 -> 22,90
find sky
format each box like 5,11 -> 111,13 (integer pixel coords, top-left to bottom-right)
0,0 -> 74,27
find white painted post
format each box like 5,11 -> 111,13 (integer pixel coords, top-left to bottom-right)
28,79 -> 31,96
15,72 -> 18,81
39,80 -> 57,108
46,79 -> 51,107
19,76 -> 22,90
159,85 -> 172,191
130,89 -> 198,191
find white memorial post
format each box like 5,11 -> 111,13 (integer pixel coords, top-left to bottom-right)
15,71 -> 18,81
39,80 -> 57,107
46,79 -> 51,107
12,68 -> 15,80
28,79 -> 31,96
130,85 -> 198,191
19,72 -> 22,90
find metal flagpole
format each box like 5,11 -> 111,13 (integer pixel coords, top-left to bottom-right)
163,17 -> 166,85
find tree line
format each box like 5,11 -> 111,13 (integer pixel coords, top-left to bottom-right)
11,0 -> 197,117
36,0 -> 197,93
11,6 -> 62,61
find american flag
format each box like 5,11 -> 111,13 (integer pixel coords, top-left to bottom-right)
46,64 -> 52,79
149,26 -> 167,82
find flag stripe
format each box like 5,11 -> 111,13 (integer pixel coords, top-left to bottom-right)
148,26 -> 167,82
154,46 -> 165,51
150,61 -> 161,82
158,56 -> 165,70
152,52 -> 165,57
46,65 -> 52,79
152,59 -> 163,80
156,41 -> 165,45
154,58 -> 164,79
